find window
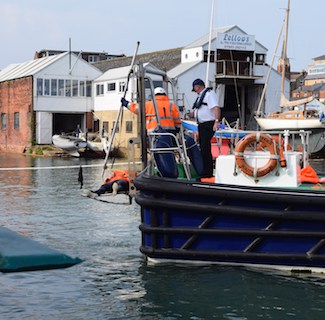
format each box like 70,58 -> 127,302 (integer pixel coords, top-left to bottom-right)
51,79 -> 58,96
1,113 -> 6,129
14,112 -> 19,130
203,51 -> 215,62
37,78 -> 43,96
72,80 -> 78,96
80,81 -> 85,96
255,54 -> 265,65
119,82 -> 126,93
107,82 -> 116,92
58,79 -> 64,96
44,79 -> 50,96
126,121 -> 133,133
112,121 -> 119,132
88,55 -> 99,63
65,80 -> 71,96
103,121 -> 109,134
86,81 -> 92,97
96,84 -> 104,96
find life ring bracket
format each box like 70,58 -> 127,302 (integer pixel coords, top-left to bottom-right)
234,133 -> 279,178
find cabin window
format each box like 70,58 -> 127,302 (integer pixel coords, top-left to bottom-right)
37,78 -> 43,96
107,82 -> 116,92
51,79 -> 58,96
1,113 -> 6,130
14,112 -> 19,130
126,121 -> 133,133
58,79 -> 65,96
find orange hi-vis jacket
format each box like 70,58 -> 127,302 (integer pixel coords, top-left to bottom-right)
129,95 -> 181,132
105,170 -> 130,183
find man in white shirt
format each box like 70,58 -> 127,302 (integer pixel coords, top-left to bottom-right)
191,79 -> 221,178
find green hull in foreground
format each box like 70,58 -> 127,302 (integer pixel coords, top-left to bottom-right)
0,227 -> 82,272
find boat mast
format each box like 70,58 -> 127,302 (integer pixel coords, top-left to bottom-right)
256,22 -> 285,116
280,0 -> 290,112
205,0 -> 215,86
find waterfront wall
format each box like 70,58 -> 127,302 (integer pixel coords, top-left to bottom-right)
0,77 -> 33,153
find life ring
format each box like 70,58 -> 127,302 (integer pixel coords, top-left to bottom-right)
235,133 -> 279,178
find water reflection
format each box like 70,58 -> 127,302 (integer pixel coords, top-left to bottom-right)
1,154 -> 325,320
139,264 -> 325,319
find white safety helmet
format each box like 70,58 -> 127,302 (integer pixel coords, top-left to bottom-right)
154,87 -> 166,95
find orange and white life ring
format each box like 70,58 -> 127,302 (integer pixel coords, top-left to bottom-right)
235,133 -> 279,178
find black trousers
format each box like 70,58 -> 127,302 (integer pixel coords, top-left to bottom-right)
198,120 -> 215,177
95,179 -> 129,195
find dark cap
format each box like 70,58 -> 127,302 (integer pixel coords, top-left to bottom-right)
192,78 -> 205,91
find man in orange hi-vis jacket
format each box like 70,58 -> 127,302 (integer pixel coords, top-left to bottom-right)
121,87 -> 181,134
91,170 -> 130,196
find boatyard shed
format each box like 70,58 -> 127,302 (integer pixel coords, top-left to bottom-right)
93,25 -> 288,131
0,52 -> 102,152
167,25 -> 289,129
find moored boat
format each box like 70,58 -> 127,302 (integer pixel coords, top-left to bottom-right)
52,134 -> 87,157
254,0 -> 325,154
129,63 -> 325,274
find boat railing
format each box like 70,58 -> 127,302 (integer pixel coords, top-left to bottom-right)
213,129 -> 311,168
147,131 -> 191,178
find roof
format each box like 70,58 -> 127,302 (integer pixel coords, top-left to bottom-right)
292,82 -> 325,93
184,25 -> 268,51
167,61 -> 200,78
184,25 -> 235,49
0,52 -> 68,82
305,73 -> 325,80
313,55 -> 325,61
95,62 -> 166,82
93,48 -> 182,73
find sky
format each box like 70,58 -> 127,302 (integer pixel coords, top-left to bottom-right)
0,0 -> 324,72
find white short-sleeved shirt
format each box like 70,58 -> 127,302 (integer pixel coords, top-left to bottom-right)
195,89 -> 220,123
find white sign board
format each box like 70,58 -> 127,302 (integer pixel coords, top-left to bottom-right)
217,33 -> 255,51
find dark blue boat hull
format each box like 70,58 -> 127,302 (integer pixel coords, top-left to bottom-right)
135,174 -> 325,271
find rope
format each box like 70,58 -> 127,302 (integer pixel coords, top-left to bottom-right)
0,161 -> 140,171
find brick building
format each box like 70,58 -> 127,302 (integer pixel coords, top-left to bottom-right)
0,77 -> 33,152
0,52 -> 102,153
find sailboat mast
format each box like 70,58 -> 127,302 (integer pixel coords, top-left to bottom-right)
280,0 -> 290,112
205,0 -> 215,86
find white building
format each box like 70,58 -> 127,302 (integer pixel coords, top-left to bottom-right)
168,25 -> 289,129
0,52 -> 102,146
92,25 -> 289,131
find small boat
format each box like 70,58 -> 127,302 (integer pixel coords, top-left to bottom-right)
52,134 -> 87,157
53,131 -> 108,158
254,0 -> 325,148
126,63 -> 325,274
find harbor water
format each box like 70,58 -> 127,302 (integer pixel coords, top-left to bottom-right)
1,153 -> 325,320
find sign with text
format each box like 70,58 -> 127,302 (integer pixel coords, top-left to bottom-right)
217,33 -> 255,51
